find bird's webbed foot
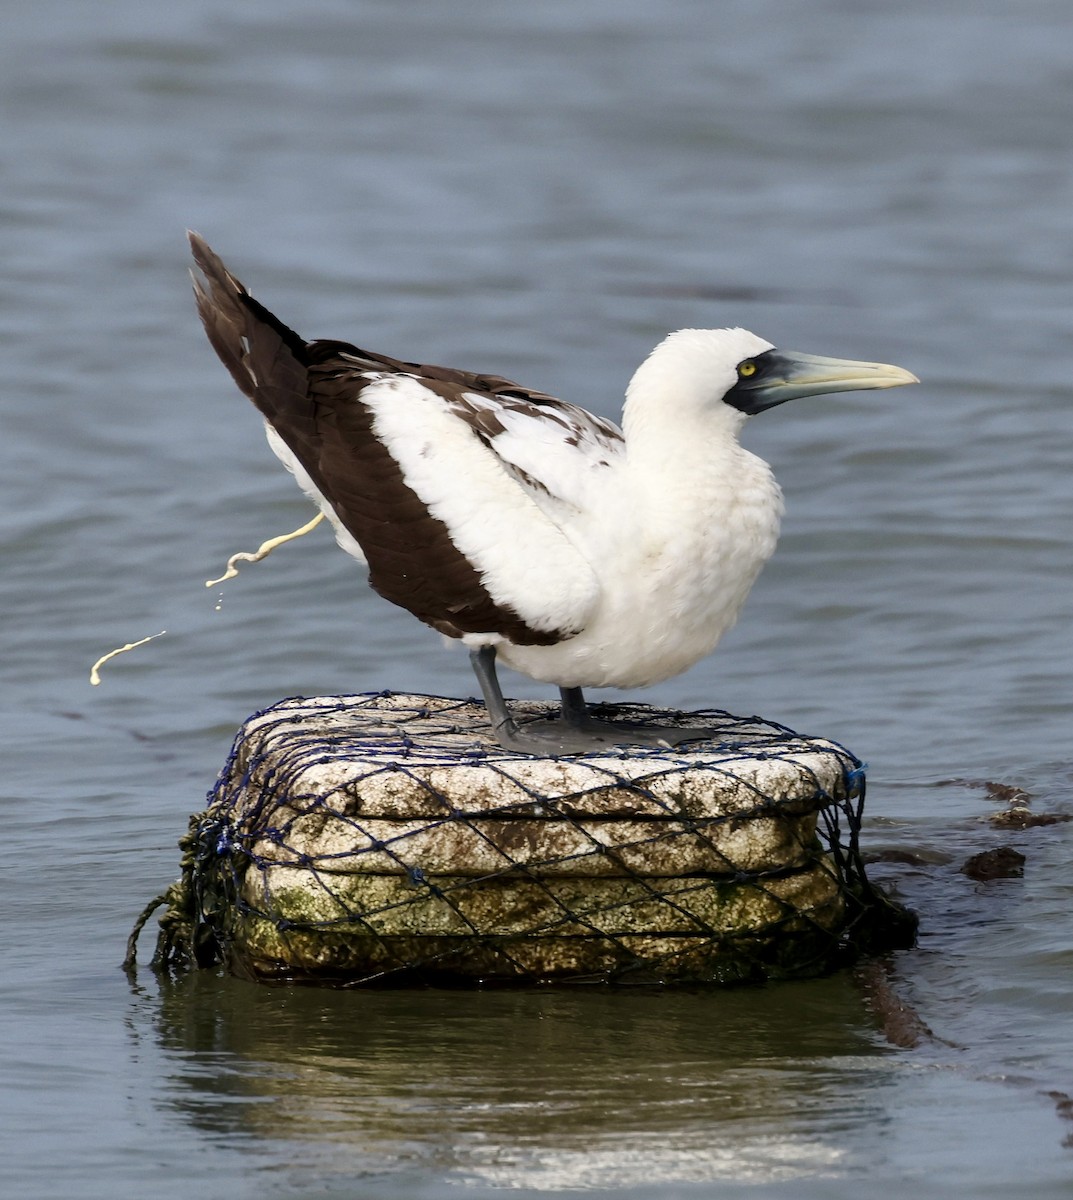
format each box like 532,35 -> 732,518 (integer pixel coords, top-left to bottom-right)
469,648 -> 715,756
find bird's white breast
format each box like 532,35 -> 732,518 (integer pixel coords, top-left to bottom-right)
489,441 -> 783,689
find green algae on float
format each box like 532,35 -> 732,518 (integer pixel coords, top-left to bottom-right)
129,693 -> 913,986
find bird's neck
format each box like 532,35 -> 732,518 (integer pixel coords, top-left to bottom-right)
622,384 -> 751,482
620,385 -> 778,541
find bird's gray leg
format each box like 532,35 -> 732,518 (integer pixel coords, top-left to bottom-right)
558,686 -> 590,729
469,646 -> 519,741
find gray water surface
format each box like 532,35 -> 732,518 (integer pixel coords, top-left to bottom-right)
3,1 -> 1072,1196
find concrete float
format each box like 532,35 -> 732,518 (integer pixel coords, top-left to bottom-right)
129,693 -> 912,986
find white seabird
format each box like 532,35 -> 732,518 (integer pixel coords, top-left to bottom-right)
189,234 -> 917,754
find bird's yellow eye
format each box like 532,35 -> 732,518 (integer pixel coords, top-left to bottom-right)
738,360 -> 758,378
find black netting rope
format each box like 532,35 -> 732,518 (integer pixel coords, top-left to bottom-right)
126,693 -> 915,984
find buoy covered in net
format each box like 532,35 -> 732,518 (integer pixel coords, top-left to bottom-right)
131,693 -> 911,986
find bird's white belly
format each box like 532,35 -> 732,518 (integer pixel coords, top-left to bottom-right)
492,476 -> 782,690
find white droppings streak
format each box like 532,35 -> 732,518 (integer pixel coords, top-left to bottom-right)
204,512 -> 326,588
90,631 -> 167,686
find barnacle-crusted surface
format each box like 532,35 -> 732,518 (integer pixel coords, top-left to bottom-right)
156,693 -> 882,986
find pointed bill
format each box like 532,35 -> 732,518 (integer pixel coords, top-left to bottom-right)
732,350 -> 919,414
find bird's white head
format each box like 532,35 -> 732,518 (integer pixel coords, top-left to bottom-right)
627,328 -> 775,423
625,326 -> 918,433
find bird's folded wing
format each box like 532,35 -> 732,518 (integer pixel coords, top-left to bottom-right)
351,372 -> 604,642
441,388 -> 626,521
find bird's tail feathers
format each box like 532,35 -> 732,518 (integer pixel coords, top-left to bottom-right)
187,231 -> 309,409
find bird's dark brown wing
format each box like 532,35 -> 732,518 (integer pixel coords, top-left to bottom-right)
188,232 -> 572,644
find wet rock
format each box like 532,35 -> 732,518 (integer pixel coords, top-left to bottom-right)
960,846 -> 1025,881
862,848 -> 950,867
983,782 -> 1032,805
989,807 -> 1070,830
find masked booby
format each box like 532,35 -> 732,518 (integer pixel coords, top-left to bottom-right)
189,234 -> 917,755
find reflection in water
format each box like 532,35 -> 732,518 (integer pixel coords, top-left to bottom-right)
136,973 -> 893,1189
